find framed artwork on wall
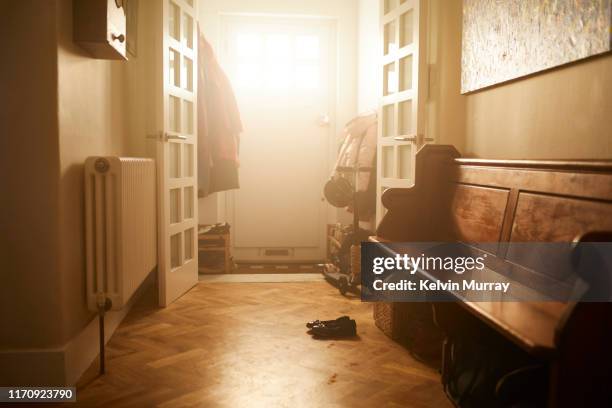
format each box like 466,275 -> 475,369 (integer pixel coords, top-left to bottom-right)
461,0 -> 612,93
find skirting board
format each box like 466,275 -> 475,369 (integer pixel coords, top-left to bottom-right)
0,271 -> 155,386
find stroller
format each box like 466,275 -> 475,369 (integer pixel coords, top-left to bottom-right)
322,112 -> 377,294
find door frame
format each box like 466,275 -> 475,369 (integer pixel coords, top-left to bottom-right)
217,13 -> 338,262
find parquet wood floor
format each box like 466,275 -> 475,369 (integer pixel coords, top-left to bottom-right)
68,282 -> 451,407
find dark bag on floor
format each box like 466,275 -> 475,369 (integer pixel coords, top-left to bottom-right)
444,324 -> 548,408
404,302 -> 444,368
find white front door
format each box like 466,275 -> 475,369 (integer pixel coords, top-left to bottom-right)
221,16 -> 334,262
156,0 -> 199,306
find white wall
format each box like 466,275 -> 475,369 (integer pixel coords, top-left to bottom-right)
197,0 -> 358,225
357,0 -> 380,113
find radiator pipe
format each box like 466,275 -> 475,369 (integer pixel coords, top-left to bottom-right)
97,295 -> 112,375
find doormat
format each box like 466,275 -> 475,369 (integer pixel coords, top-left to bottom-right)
198,273 -> 325,283
233,263 -> 323,274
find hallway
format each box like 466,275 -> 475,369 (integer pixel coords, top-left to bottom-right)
73,282 -> 450,407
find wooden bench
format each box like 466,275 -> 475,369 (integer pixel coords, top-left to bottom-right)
372,145 -> 612,406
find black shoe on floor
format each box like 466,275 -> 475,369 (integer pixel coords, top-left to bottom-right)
306,315 -> 350,329
309,318 -> 357,338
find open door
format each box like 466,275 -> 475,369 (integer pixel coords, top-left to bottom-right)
376,0 -> 431,225
153,0 -> 199,306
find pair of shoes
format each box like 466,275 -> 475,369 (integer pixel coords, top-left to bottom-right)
306,315 -> 349,329
306,316 -> 357,338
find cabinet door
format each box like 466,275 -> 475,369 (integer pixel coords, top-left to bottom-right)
376,0 -> 431,224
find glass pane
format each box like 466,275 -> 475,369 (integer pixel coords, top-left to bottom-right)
182,100 -> 193,134
183,56 -> 193,91
265,34 -> 290,62
384,20 -> 397,55
295,35 -> 319,59
264,64 -> 290,89
184,143 -> 194,177
384,0 -> 399,14
184,228 -> 194,261
169,95 -> 181,132
169,49 -> 180,88
170,233 -> 181,269
399,55 -> 413,91
382,146 -> 394,178
383,104 -> 395,137
235,63 -> 262,89
398,145 -> 413,179
295,65 -> 319,89
184,186 -> 194,219
169,2 -> 180,41
399,100 -> 413,135
236,33 -> 262,58
384,62 -> 397,95
400,10 -> 413,47
182,12 -> 193,49
169,142 -> 181,178
170,188 -> 181,224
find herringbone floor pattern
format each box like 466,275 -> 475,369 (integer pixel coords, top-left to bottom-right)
70,282 -> 450,407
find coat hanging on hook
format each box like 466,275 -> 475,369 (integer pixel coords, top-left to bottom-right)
197,26 -> 243,197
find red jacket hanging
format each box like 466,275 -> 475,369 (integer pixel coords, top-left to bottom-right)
198,28 -> 243,197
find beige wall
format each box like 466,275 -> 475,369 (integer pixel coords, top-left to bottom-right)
427,0 -> 466,152
433,0 -> 611,159
1,0 -> 133,385
464,54 -> 612,159
0,0 -> 64,350
55,0 -> 128,344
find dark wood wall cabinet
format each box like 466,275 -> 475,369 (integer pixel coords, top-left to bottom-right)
73,0 -> 127,60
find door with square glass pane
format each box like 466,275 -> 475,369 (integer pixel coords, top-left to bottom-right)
221,16 -> 333,262
156,0 -> 198,306
377,0 -> 431,224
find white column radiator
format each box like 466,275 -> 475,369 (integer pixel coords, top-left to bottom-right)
85,157 -> 157,311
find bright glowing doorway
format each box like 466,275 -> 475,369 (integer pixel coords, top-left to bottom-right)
221,15 -> 335,262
